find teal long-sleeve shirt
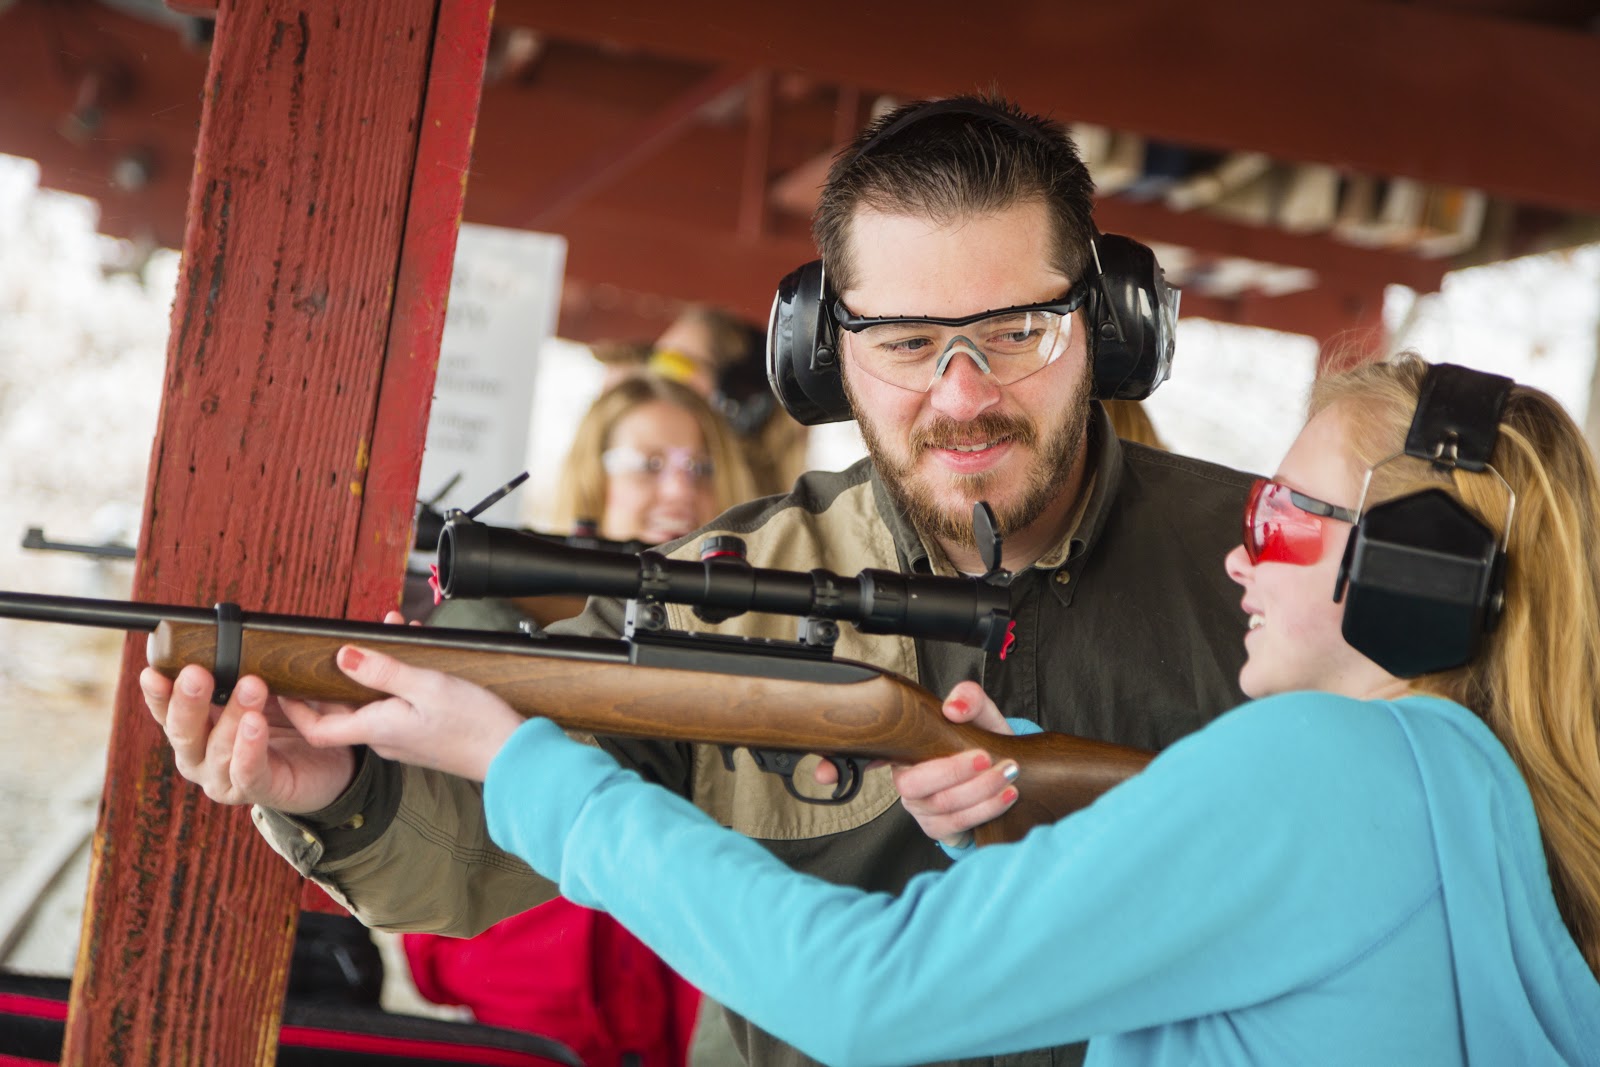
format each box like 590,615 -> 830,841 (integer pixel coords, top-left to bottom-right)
483,692 -> 1600,1066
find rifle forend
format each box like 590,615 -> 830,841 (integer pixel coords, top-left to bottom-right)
0,590 -> 1152,847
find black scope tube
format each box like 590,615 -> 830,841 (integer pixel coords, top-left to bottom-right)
437,518 -> 1011,652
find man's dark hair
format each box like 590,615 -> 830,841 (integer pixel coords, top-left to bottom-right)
812,93 -> 1097,293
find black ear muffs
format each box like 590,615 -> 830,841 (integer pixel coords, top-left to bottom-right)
766,259 -> 851,425
1335,489 -> 1506,678
765,236 -> 1180,426
1086,234 -> 1179,401
1333,364 -> 1515,679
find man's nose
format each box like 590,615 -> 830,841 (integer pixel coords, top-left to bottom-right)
927,341 -> 1001,420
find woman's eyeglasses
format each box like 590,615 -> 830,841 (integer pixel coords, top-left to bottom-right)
601,446 -> 715,485
1243,478 -> 1358,566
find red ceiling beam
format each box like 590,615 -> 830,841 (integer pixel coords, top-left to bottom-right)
521,63 -> 752,229
1093,197 -> 1449,295
1182,284 -> 1387,353
738,70 -> 775,241
502,112 -> 1450,297
558,281 -> 689,344
1422,0 -> 1599,24
496,0 -> 1600,216
0,1 -> 207,250
0,6 -> 1471,303
553,206 -> 815,326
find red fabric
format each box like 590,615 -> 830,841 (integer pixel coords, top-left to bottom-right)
404,899 -> 700,1067
277,1025 -> 565,1065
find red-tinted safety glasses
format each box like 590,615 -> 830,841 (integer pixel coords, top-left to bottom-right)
1243,478 -> 1360,566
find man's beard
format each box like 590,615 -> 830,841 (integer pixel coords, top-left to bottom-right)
848,373 -> 1093,548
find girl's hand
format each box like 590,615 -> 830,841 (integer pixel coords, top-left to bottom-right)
279,644 -> 524,782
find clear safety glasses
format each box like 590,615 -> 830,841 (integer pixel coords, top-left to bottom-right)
831,286 -> 1088,392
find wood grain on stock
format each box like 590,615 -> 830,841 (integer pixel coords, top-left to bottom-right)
150,621 -> 1152,844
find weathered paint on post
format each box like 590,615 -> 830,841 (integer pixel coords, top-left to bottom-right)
62,1 -> 491,1062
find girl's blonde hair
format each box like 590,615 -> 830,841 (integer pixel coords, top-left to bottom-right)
552,374 -> 757,539
1311,354 -> 1600,975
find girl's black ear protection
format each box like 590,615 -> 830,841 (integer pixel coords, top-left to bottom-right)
1334,363 -> 1515,678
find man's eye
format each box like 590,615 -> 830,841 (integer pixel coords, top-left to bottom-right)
977,320 -> 1043,349
879,336 -> 932,355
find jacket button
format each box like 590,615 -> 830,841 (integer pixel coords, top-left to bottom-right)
1054,570 -> 1071,585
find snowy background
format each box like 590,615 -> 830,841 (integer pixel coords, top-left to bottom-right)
1,148 -> 1597,989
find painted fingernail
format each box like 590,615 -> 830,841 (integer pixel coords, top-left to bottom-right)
339,646 -> 365,671
1000,761 -> 1020,782
948,698 -> 969,716
1001,787 -> 1018,806
972,752 -> 992,772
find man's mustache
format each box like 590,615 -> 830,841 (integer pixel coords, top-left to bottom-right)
912,412 -> 1036,452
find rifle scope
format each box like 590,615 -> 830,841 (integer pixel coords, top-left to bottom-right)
437,516 -> 1011,652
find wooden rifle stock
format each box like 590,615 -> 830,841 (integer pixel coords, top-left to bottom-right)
148,619 -> 1152,846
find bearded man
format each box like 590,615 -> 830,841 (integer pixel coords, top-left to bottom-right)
145,95 -> 1251,1067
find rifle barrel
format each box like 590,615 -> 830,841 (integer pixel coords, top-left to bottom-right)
0,591 -> 211,632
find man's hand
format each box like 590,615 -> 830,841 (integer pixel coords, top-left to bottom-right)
892,681 -> 1019,848
809,680 -> 1020,848
278,644 -> 524,783
141,662 -> 357,814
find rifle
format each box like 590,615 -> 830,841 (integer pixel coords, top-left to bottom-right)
22,525 -> 137,561
0,512 -> 1152,847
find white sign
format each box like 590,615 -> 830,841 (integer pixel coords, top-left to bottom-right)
417,223 -> 566,526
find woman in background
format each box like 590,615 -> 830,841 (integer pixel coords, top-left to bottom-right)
650,304 -> 810,497
550,372 -> 756,546
408,371 -> 756,1067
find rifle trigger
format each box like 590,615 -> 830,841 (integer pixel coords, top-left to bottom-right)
743,749 -> 864,807
718,745 -> 739,773
821,756 -> 866,803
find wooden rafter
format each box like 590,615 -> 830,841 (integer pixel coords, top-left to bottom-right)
1092,198 -> 1449,295
4,0 -> 1596,346
520,62 -> 752,229
496,0 -> 1600,216
738,69 -> 775,241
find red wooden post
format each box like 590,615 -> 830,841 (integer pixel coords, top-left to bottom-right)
61,1 -> 492,1063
